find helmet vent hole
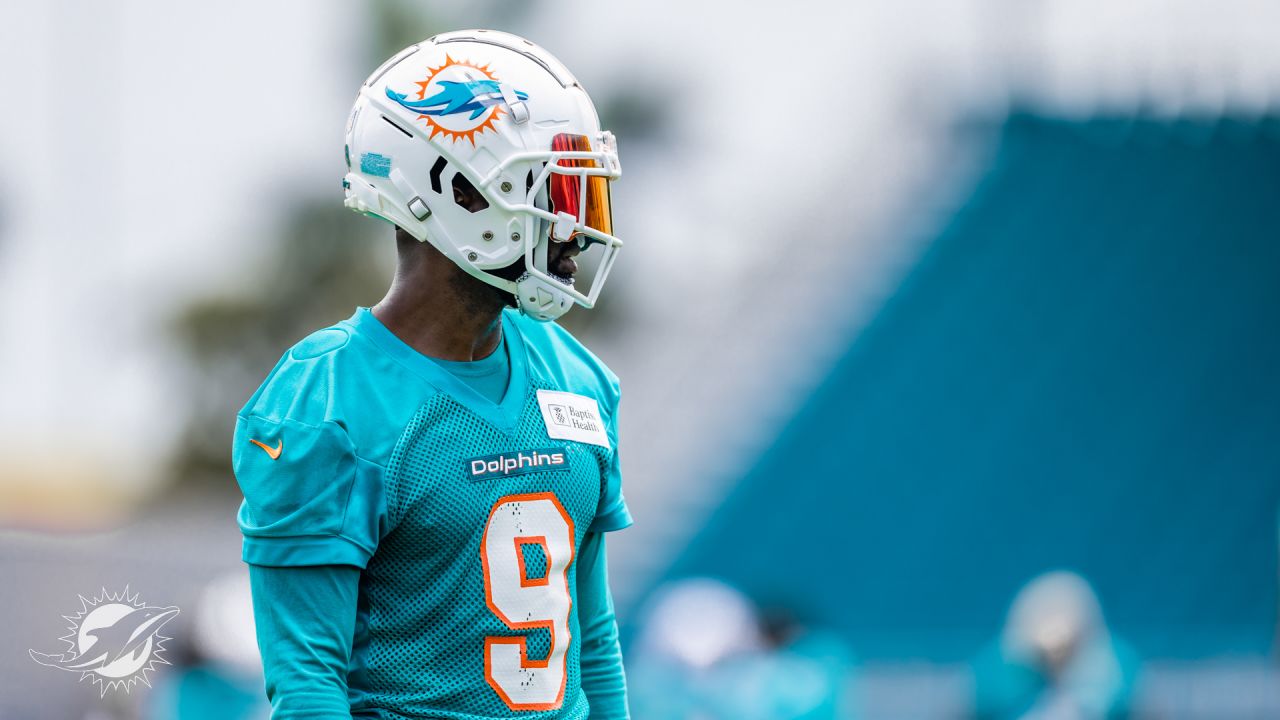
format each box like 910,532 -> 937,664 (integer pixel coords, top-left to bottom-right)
430,157 -> 448,194
451,173 -> 489,213
525,170 -> 534,194
380,114 -> 412,138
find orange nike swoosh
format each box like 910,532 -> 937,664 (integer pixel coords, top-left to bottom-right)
249,438 -> 283,460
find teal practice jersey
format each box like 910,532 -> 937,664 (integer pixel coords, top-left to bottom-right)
233,307 -> 631,719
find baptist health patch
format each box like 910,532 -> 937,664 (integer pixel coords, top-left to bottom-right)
467,447 -> 569,481
535,389 -> 611,449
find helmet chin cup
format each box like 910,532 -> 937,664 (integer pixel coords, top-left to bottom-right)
515,272 -> 573,322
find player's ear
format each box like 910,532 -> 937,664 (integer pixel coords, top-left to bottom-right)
451,173 -> 489,213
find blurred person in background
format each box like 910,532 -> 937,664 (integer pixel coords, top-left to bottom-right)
628,578 -> 856,719
971,571 -> 1139,720
232,30 -> 632,720
145,571 -> 268,720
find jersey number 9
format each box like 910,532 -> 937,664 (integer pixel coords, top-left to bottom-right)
482,492 -> 575,711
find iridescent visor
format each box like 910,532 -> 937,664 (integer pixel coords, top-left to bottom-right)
548,133 -> 613,242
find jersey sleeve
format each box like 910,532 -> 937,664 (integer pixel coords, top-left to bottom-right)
233,355 -> 389,568
575,532 -> 629,717
590,373 -> 633,533
249,563 -> 361,719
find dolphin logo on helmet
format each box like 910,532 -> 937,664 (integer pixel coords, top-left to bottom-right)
386,80 -> 529,121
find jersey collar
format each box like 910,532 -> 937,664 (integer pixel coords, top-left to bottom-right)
347,307 -> 529,434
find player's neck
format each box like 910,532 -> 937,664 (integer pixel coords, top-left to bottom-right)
373,251 -> 506,362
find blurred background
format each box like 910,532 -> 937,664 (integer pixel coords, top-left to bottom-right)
1,0 -> 1278,718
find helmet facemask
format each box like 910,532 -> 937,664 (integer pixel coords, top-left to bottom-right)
492,132 -> 621,320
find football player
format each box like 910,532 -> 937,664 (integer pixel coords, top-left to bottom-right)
232,30 -> 630,719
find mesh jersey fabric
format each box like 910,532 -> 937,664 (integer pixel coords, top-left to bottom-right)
233,307 -> 631,719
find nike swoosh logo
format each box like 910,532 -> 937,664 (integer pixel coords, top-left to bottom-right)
249,438 -> 283,460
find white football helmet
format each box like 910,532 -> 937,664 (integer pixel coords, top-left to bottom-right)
343,29 -> 622,321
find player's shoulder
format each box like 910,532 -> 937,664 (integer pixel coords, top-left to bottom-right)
506,309 -> 620,405
238,319 -> 364,425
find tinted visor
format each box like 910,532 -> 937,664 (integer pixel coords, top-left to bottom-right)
548,133 -> 613,242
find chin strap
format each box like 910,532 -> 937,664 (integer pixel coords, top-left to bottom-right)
514,271 -> 572,321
